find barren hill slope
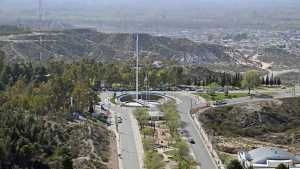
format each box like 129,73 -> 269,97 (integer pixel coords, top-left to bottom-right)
198,97 -> 300,153
0,28 -> 255,67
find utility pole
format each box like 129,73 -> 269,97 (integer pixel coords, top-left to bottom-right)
190,98 -> 193,115
144,69 -> 149,101
136,34 -> 139,101
293,84 -> 296,97
38,0 -> 42,30
70,96 -> 74,113
38,0 -> 43,61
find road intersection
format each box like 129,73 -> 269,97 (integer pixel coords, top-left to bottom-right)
172,92 -> 220,169
100,89 -> 299,169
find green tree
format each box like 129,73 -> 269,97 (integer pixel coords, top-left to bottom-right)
242,70 -> 260,94
144,150 -> 165,169
104,63 -> 122,87
174,138 -> 196,169
266,74 -> 270,86
207,82 -> 219,96
47,77 -> 69,112
166,115 -> 180,135
34,66 -> 48,83
277,78 -> 282,86
0,108 -> 73,169
142,127 -> 155,138
72,81 -> 90,112
227,160 -> 243,169
134,108 -> 149,129
0,50 -> 4,74
0,66 -> 12,86
276,164 -> 288,169
159,101 -> 180,135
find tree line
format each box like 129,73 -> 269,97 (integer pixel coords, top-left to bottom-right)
261,74 -> 282,86
0,55 -> 246,92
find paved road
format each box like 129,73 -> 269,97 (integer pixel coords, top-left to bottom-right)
112,106 -> 140,169
172,92 -> 218,169
213,89 -> 300,108
100,93 -> 140,169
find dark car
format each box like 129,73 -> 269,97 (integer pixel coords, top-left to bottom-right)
117,117 -> 123,123
213,100 -> 227,106
188,137 -> 195,144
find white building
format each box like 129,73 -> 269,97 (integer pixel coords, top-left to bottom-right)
238,147 -> 300,169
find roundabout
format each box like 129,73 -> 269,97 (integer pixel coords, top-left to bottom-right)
116,92 -> 169,107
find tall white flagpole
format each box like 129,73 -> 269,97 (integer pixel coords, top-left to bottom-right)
136,34 -> 139,101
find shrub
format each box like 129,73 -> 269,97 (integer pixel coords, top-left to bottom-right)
227,160 -> 243,169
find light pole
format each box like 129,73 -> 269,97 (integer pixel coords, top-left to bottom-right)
70,96 -> 74,113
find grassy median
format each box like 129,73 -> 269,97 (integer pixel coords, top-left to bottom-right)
134,102 -> 197,169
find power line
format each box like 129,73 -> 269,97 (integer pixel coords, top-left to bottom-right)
38,0 -> 43,30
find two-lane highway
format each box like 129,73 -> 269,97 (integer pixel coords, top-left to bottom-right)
173,92 -> 218,169
100,93 -> 141,169
102,91 -> 218,169
113,106 -> 140,169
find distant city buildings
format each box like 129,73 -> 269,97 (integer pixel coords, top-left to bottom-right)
158,29 -> 300,61
238,147 -> 300,169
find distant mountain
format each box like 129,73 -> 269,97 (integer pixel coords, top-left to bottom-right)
0,28 -> 256,67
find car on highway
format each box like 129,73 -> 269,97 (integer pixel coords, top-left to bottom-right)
117,117 -> 123,123
188,137 -> 195,144
179,129 -> 190,137
213,100 -> 227,106
196,88 -> 204,93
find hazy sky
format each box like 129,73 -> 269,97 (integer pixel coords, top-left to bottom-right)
0,0 -> 298,8
0,0 -> 299,30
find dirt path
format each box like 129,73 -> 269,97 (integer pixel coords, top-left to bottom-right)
249,53 -> 273,71
107,133 -> 119,169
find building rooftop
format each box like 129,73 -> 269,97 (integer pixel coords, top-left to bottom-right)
245,147 -> 300,164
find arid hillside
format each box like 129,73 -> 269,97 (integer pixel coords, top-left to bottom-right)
0,27 -> 256,68
198,97 -> 300,154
